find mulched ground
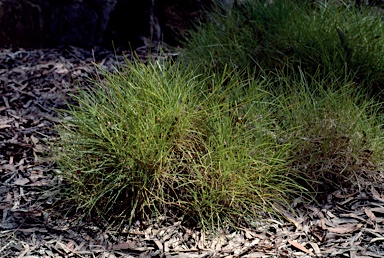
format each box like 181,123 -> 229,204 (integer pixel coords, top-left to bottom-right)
0,46 -> 384,257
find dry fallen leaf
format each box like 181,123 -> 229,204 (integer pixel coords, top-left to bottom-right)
288,240 -> 315,256
243,252 -> 269,258
327,223 -> 363,234
14,178 -> 30,186
308,207 -> 327,230
153,239 -> 163,251
30,135 -> 39,144
243,228 -> 256,239
0,124 -> 12,129
333,190 -> 358,198
283,211 -> 302,230
370,207 -> 384,214
109,241 -> 137,250
1,164 -> 16,171
364,208 -> 377,222
370,237 -> 384,243
371,187 -> 384,203
308,242 -> 321,255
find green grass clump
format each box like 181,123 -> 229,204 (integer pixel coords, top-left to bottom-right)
184,0 -> 384,92
54,60 -> 305,229
53,0 -> 384,230
270,70 -> 384,192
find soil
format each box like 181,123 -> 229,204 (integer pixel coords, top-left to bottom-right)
1,46 -> 384,257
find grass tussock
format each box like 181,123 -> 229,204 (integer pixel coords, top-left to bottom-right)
54,0 -> 384,230
55,60 -> 306,229
271,69 -> 383,193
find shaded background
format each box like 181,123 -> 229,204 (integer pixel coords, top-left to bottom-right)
0,0 -> 214,49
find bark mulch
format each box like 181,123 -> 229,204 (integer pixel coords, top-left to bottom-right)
0,47 -> 384,258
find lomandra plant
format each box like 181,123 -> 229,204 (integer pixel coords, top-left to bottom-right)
54,59 -> 306,229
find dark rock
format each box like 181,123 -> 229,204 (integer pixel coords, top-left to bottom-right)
104,1 -> 151,48
50,2 -> 98,47
0,0 -> 44,48
0,0 -> 214,49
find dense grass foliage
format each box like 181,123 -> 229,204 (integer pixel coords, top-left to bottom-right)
184,0 -> 384,93
54,0 -> 384,229
270,70 -> 383,192
55,61 -> 307,228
